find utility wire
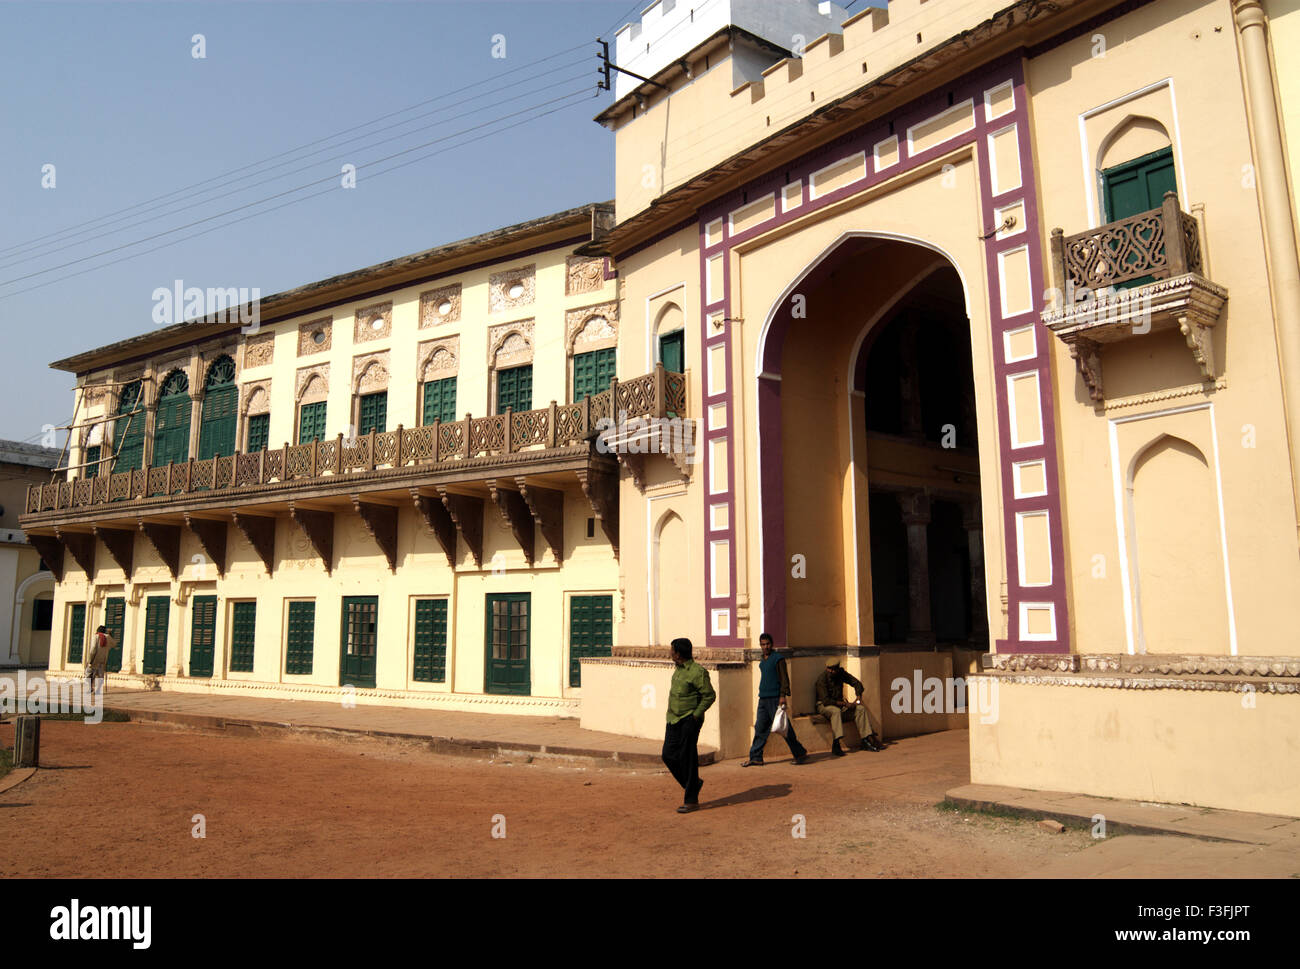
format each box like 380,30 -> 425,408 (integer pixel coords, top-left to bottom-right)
0,66 -> 593,273
0,40 -> 593,258
0,89 -> 598,302
0,85 -> 595,291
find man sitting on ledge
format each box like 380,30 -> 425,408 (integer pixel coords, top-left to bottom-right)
815,659 -> 884,757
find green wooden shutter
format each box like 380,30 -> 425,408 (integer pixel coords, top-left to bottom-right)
83,445 -> 101,479
572,348 -> 616,402
246,413 -> 270,452
1102,147 -> 1177,221
660,330 -> 684,374
413,598 -> 448,683
67,603 -> 87,664
104,598 -> 125,672
496,365 -> 532,413
189,596 -> 217,678
422,377 -> 457,426
141,596 -> 170,675
113,382 -> 146,473
299,401 -> 327,444
286,601 -> 316,675
198,385 -> 238,459
153,371 -> 192,470
229,601 -> 257,673
359,391 -> 388,435
569,595 -> 613,687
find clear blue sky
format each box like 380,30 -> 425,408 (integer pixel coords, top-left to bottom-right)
0,0 -> 647,446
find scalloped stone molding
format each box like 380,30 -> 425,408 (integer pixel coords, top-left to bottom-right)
1102,377 -> 1227,412
353,350 -> 391,393
566,300 -> 619,352
984,652 -> 1300,677
241,379 -> 271,416
296,364 -> 330,403
417,336 -> 459,380
972,672 -> 1299,694
487,319 -> 535,367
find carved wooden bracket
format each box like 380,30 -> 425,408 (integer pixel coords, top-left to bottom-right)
351,495 -> 398,573
93,526 -> 135,579
55,528 -> 96,577
488,479 -> 535,566
138,519 -> 182,579
438,489 -> 483,568
27,533 -> 65,582
1069,338 -> 1104,403
288,502 -> 335,575
516,478 -> 564,565
183,514 -> 227,578
1178,313 -> 1214,380
410,488 -> 457,568
575,467 -> 619,559
230,512 -> 276,576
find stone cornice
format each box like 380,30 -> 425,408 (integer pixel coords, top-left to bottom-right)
983,652 -> 1300,678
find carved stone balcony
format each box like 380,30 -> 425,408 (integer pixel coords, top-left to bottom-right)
20,366 -> 686,576
1042,192 -> 1227,402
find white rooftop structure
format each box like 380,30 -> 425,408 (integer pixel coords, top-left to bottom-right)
612,0 -> 853,101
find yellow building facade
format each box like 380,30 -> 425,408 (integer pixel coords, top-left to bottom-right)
22,0 -> 1300,815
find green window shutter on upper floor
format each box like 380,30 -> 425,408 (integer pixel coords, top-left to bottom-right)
496,365 -> 532,414
573,347 -> 616,402
299,401 -> 327,444
359,391 -> 387,436
247,413 -> 270,453
422,377 -> 457,426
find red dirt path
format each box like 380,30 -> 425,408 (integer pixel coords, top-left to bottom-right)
0,719 -> 1094,877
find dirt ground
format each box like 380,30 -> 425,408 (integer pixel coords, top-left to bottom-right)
0,718 -> 1114,877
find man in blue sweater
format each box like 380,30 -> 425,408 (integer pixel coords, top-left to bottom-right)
740,632 -> 808,767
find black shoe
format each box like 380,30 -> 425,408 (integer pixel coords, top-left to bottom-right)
740,759 -> 764,767
866,734 -> 885,752
792,753 -> 808,765
831,740 -> 846,757
676,803 -> 699,813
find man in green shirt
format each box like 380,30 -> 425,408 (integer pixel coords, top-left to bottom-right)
662,637 -> 715,813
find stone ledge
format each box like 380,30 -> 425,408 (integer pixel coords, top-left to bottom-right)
970,672 -> 1300,693
982,652 -> 1300,678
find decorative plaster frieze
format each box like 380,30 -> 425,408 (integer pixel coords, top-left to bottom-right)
972,672 -> 1300,694
984,652 -> 1300,678
242,379 -> 271,416
489,265 -> 536,313
420,284 -> 462,327
298,318 -> 333,356
353,351 -> 391,393
566,300 -> 619,352
488,319 -> 535,367
243,332 -> 275,369
566,256 -> 605,296
354,301 -> 393,344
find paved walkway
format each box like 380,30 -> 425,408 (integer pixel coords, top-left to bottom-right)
88,688 -> 715,767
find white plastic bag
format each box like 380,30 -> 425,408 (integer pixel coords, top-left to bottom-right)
771,704 -> 789,738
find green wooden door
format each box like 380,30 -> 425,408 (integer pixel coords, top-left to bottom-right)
299,401 -> 327,444
568,594 -> 613,687
340,597 -> 378,689
189,596 -> 217,678
359,391 -> 388,435
113,382 -> 146,474
495,365 -> 532,413
485,593 -> 530,695
198,357 -> 238,459
573,347 -> 616,402
246,413 -> 271,452
67,603 -> 87,664
660,330 -> 684,373
413,598 -> 448,683
104,597 -> 125,672
286,601 -> 315,675
83,445 -> 101,479
1102,147 -> 1178,288
141,596 -> 170,675
153,370 -> 192,470
229,601 -> 257,672
422,377 -> 457,426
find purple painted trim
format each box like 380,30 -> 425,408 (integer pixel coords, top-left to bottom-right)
700,53 -> 1070,653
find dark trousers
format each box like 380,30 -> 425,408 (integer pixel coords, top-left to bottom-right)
662,716 -> 703,803
748,696 -> 807,761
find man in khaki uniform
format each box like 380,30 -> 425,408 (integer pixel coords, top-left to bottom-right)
814,659 -> 884,757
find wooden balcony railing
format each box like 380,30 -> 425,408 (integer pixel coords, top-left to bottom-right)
25,366 -> 687,516
1050,191 -> 1204,298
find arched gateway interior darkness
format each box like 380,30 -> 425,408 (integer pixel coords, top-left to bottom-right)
764,237 -> 989,650
860,267 -> 986,647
